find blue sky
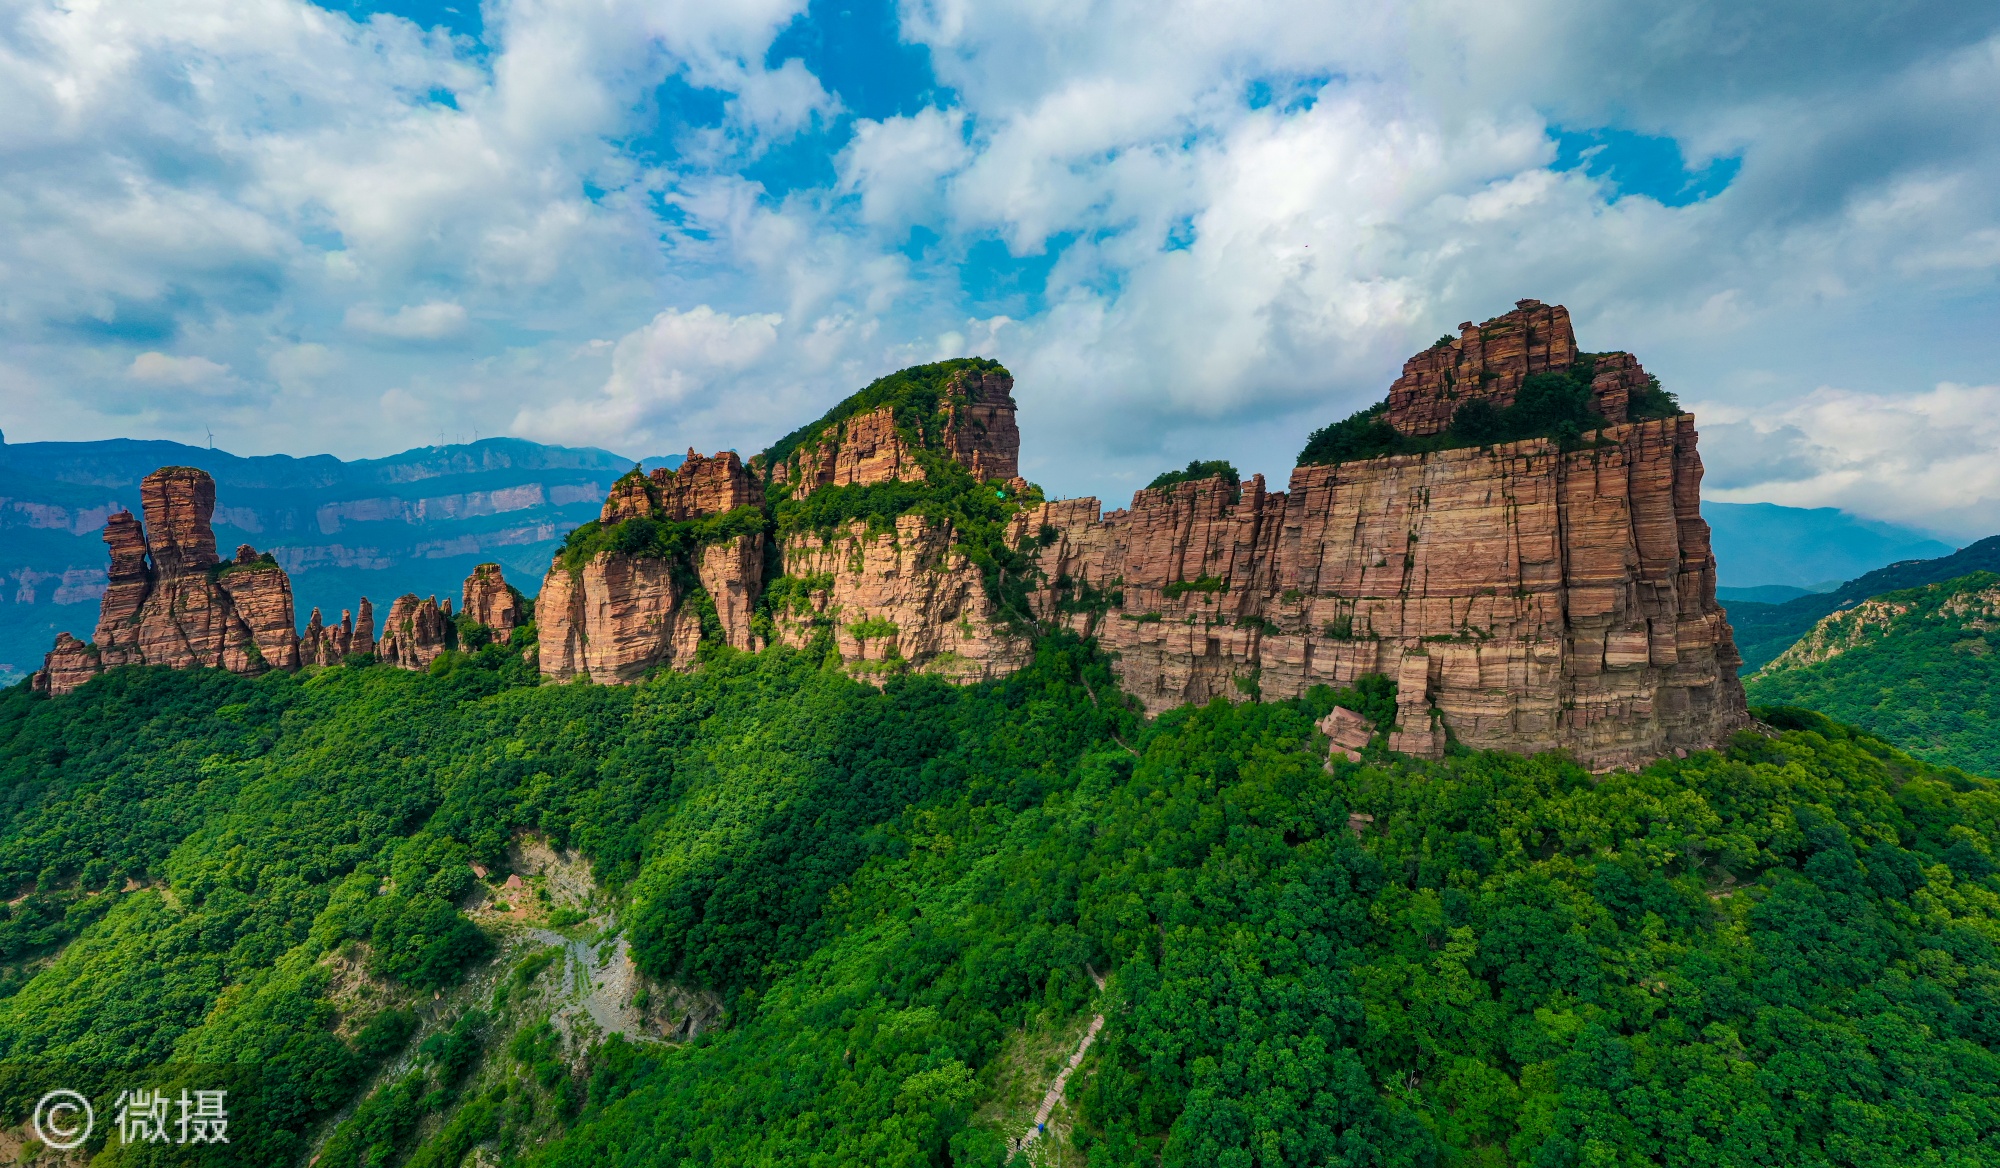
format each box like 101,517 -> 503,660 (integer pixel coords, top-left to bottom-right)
1,0 -> 1998,537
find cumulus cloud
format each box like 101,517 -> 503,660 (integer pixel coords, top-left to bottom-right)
128,352 -> 231,385
345,301 -> 470,340
512,306 -> 786,449
1700,383 -> 2000,541
0,0 -> 1993,536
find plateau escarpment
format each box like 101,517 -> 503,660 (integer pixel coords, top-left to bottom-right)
532,305 -> 1745,769
31,465 -> 527,694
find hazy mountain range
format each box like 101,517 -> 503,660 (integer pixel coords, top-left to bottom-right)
0,434 -> 686,682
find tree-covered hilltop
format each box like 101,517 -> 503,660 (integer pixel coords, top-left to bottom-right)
1723,534 -> 2000,673
1,638 -> 1998,1164
1747,571 -> 2000,776
758,357 -> 1011,478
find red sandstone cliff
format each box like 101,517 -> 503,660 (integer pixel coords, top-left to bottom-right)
377,594 -> 450,670
1009,302 -> 1745,769
541,450 -> 766,681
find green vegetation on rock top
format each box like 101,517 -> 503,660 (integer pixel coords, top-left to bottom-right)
759,357 -> 1010,474
1145,459 -> 1239,491
1296,354 -> 1682,467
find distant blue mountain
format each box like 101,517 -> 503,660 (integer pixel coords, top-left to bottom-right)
0,435 -> 682,683
1704,502 -> 1954,590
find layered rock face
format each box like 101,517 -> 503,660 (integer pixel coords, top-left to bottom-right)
34,467 -> 306,694
542,453 -> 765,681
771,515 -> 1030,681
1012,305 -> 1747,770
941,369 -> 1020,483
462,562 -> 520,642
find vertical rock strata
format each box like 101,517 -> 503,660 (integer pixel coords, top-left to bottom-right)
377,595 -> 450,670
540,452 -> 766,681
770,515 -> 1030,681
462,562 -> 520,643
1013,415 -> 1745,769
1007,300 -> 1746,770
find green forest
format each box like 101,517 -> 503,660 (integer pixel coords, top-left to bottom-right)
1,612 -> 1998,1164
1747,572 -> 2000,777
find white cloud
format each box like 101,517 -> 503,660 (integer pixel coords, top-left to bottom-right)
511,305 -> 786,449
0,0 -> 1992,544
128,352 -> 230,385
1701,383 -> 2000,541
345,301 -> 470,340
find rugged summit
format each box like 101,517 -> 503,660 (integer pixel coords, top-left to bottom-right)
31,468 -> 524,692
536,302 -> 1745,769
35,302 -> 1748,770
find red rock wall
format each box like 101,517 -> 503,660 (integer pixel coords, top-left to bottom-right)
538,553 -> 699,682
942,369 -> 1021,483
1015,415 -> 1746,770
771,516 -> 1030,681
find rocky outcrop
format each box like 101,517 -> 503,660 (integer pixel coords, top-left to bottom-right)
462,562 -> 520,643
1011,318 -> 1749,769
659,450 -> 763,518
30,633 -> 100,696
539,552 -> 700,682
542,449 -> 767,681
1386,300 -> 1581,436
301,607 -> 358,665
770,515 -> 1030,681
217,546 -> 300,670
353,596 -> 375,655
766,365 -> 1019,499
941,369 -> 1021,483
33,467 -> 304,694
378,594 -> 450,670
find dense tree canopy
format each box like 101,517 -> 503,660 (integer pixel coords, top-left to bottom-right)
0,618 -> 1994,1165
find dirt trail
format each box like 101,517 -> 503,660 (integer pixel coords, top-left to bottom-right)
1010,967 -> 1109,1162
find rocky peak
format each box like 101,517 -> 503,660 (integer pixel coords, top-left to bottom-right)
600,469 -> 656,524
377,593 -> 448,670
941,368 -> 1020,483
138,465 -> 221,573
651,449 -> 763,518
1385,299 -> 1581,437
462,562 -> 519,642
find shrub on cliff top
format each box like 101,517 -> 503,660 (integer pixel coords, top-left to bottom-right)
1146,460 -> 1240,491
759,357 -> 1010,474
1298,353 -> 1654,467
555,505 -> 767,574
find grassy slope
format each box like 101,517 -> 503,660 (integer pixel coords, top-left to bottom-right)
1747,572 -> 2000,777
0,638 -> 1996,1165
